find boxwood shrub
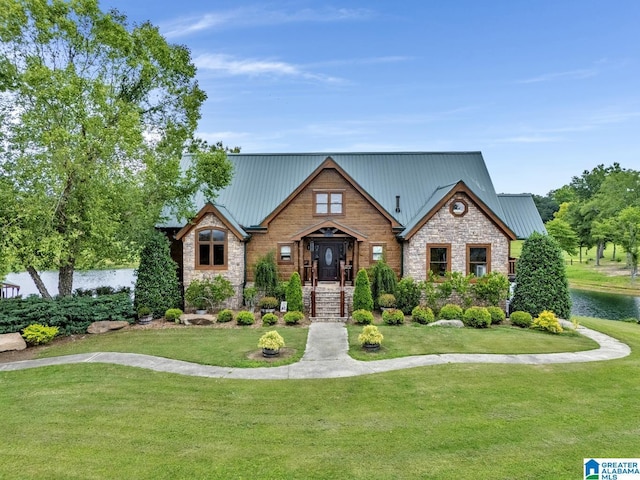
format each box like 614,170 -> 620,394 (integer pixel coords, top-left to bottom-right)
510,311 -> 533,328
217,309 -> 234,323
236,311 -> 255,326
439,303 -> 463,320
462,306 -> 492,328
284,311 -> 304,325
382,308 -> 404,325
261,312 -> 278,326
487,306 -> 506,325
411,305 -> 435,324
351,309 -> 374,325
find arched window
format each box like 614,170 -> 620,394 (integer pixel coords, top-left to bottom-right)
197,228 -> 227,268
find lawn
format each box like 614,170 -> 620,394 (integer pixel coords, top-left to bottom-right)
1,317 -> 638,479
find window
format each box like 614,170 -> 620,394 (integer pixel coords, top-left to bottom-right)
427,244 -> 451,277
467,244 -> 491,277
197,228 -> 226,268
314,191 -> 343,215
278,243 -> 293,264
371,244 -> 384,262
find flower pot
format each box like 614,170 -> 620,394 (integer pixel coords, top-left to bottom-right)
363,343 -> 380,351
262,347 -> 280,358
195,309 -> 207,315
261,308 -> 276,316
138,315 -> 153,325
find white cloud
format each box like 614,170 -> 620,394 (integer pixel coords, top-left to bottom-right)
162,6 -> 373,38
517,68 -> 598,84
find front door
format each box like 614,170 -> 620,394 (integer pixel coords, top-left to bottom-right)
318,242 -> 339,281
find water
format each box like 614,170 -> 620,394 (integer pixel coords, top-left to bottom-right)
4,269 -> 136,297
570,289 -> 640,321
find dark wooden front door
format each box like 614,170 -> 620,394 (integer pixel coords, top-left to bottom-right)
318,242 -> 339,281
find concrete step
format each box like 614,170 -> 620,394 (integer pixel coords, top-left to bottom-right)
310,316 -> 348,323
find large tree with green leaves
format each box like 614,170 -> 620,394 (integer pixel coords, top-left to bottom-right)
511,232 -> 571,319
0,0 -> 232,297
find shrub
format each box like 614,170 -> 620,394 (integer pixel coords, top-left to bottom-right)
378,293 -> 396,309
21,323 -> 59,345
134,231 -> 182,318
353,269 -> 373,311
258,330 -> 285,350
382,308 -> 404,325
439,303 -> 463,320
236,311 -> 255,326
258,296 -> 279,310
369,260 -> 397,309
184,276 -> 234,312
474,272 -> 510,306
487,306 -> 506,325
243,286 -> 257,309
0,294 -> 135,336
95,286 -> 115,296
510,311 -> 533,328
274,281 -> 288,303
411,305 -> 435,324
285,272 -> 304,312
217,309 -> 234,323
462,306 -> 492,328
532,310 -> 563,334
261,312 -> 278,326
283,311 -> 304,325
137,306 -> 152,318
254,251 -> 279,297
395,277 -> 421,314
351,309 -> 374,325
164,308 -> 183,322
511,232 -> 571,319
358,325 -> 383,346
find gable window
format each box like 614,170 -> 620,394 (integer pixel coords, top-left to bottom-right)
427,244 -> 451,277
278,243 -> 293,264
371,244 -> 384,262
197,228 -> 227,268
467,244 -> 491,277
314,191 -> 343,215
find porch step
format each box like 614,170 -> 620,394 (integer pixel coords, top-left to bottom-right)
310,316 -> 348,323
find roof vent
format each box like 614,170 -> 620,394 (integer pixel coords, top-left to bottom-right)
395,195 -> 401,213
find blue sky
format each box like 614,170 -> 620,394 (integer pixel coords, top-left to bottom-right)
102,0 -> 640,195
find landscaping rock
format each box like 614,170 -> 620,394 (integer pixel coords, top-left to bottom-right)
87,321 -> 129,334
0,333 -> 27,352
183,317 -> 214,326
429,319 -> 464,328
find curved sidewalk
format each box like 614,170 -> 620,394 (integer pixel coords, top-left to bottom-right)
0,322 -> 631,380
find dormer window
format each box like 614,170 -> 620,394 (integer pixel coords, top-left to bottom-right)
314,191 -> 344,215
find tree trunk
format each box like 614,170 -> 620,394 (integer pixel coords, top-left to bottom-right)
26,266 -> 52,299
612,244 -> 617,260
579,246 -> 583,263
58,259 -> 75,297
595,241 -> 603,266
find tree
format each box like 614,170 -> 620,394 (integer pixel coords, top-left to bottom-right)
254,251 -> 279,297
353,269 -> 373,312
511,232 -> 572,319
532,193 -> 559,223
545,218 -> 578,257
0,1 -> 232,297
285,272 -> 304,312
614,207 -> 640,279
133,231 -> 181,318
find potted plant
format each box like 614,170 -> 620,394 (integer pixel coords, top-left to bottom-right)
258,296 -> 279,315
137,306 -> 153,325
258,330 -> 285,357
378,293 -> 397,311
358,325 -> 383,351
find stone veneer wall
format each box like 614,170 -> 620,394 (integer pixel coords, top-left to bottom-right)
182,213 -> 245,310
403,194 -> 510,281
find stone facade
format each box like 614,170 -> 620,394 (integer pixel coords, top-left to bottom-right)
182,213 -> 245,309
403,193 -> 510,281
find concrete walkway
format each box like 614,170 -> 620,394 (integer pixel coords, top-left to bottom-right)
0,322 -> 631,380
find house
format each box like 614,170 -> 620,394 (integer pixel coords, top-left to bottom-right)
159,152 -> 545,315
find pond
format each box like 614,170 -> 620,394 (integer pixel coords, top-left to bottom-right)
4,269 -> 136,297
570,289 -> 640,321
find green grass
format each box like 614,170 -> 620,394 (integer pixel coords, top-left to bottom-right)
1,317 -> 638,479
34,326 -> 308,368
347,322 -> 597,360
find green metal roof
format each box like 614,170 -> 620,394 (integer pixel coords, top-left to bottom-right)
497,194 -> 547,239
159,152 -> 543,239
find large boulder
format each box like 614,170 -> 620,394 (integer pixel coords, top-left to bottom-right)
429,319 -> 464,328
0,333 -> 27,352
87,321 -> 129,334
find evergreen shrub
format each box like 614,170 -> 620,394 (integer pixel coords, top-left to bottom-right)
378,293 -> 396,308
164,308 -> 183,322
133,231 -> 181,318
510,311 -> 533,328
261,313 -> 278,326
395,277 -> 421,314
283,311 -> 304,325
351,309 -> 374,325
439,303 -> 463,320
353,269 -> 373,311
382,308 -> 405,325
285,272 -> 304,312
487,306 -> 506,325
462,306 -> 491,328
411,305 -> 435,324
217,309 -> 234,323
236,311 -> 255,326
254,251 -> 279,297
532,310 -> 563,334
473,272 -> 510,306
22,324 -> 59,345
369,260 -> 397,309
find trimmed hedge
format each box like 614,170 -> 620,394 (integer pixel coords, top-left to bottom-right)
0,293 -> 135,336
411,306 -> 435,324
487,306 -> 506,325
352,309 -> 374,325
284,311 -> 304,325
236,311 -> 255,326
382,308 -> 405,325
261,312 -> 278,326
439,303 -> 463,320
217,309 -> 234,323
510,310 -> 533,328
462,306 -> 491,328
